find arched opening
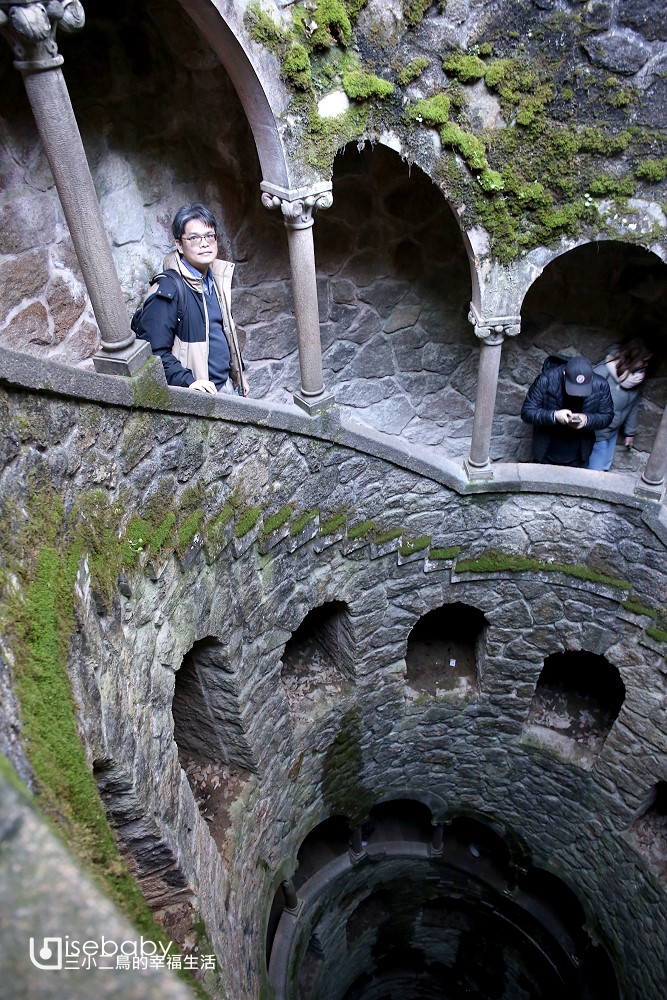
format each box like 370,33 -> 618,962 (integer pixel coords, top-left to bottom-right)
312,141 -> 474,454
405,601 -> 486,698
281,600 -> 353,713
629,781 -> 667,875
172,637 -> 254,853
517,867 -> 588,950
366,798 -> 434,845
295,814 -> 351,888
501,241 -> 667,466
448,815 -> 513,874
525,650 -> 625,764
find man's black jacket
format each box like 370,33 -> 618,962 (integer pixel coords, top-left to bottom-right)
521,361 -> 613,463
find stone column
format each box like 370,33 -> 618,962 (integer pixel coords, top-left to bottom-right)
465,304 -> 520,480
635,404 -> 667,501
0,0 -> 150,376
430,823 -> 444,856
280,878 -> 302,915
261,180 -> 335,415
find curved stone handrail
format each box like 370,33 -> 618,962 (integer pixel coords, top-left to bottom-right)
1,347 -> 664,521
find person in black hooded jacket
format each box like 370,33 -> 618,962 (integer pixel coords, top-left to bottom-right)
521,354 -> 613,466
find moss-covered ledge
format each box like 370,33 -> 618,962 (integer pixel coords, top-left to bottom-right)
0,346 -> 662,514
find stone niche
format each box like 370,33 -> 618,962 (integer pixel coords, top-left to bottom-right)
405,601 -> 487,698
524,650 -> 626,767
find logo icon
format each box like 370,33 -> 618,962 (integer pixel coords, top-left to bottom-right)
29,937 -> 63,970
576,374 -> 585,384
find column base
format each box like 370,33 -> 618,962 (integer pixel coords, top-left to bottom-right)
293,389 -> 336,416
284,899 -> 304,917
464,458 -> 494,482
348,847 -> 368,864
634,478 -> 665,502
93,339 -> 152,376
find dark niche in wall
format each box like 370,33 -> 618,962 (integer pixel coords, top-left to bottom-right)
628,781 -> 667,876
405,601 -> 486,699
524,650 -> 625,766
172,637 -> 254,855
280,600 -> 353,717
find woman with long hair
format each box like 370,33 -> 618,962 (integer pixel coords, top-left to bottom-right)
588,339 -> 653,471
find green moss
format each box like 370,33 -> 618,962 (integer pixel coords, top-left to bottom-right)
298,0 -> 352,50
428,545 -> 462,561
342,70 -> 393,101
177,511 -> 203,554
399,535 -> 431,557
179,481 -> 209,517
244,2 -> 287,54
442,51 -> 487,83
347,519 -> 376,541
66,491 -> 127,608
290,508 -> 319,536
635,158 -> 667,183
577,127 -> 632,154
621,599 -> 657,618
455,549 -> 630,590
587,174 -> 635,198
150,512 -> 176,553
121,517 -> 150,567
402,0 -> 433,28
516,95 -> 547,129
396,57 -> 429,87
406,92 -> 450,125
484,58 -> 512,89
344,0 -> 368,20
205,505 -> 234,554
478,167 -> 504,192
260,504 -> 294,538
142,481 -> 174,528
282,42 -> 313,90
440,123 -> 487,170
234,506 -> 263,539
373,527 -> 403,546
13,547 -> 109,846
131,359 -> 170,410
303,105 -> 369,174
646,626 -> 667,644
321,708 -> 373,824
318,510 -> 348,536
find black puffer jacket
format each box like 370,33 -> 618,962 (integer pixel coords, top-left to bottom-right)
521,358 -> 613,463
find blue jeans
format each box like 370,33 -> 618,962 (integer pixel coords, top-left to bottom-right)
588,434 -> 618,471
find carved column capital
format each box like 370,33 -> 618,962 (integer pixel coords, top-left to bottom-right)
260,180 -> 333,230
468,303 -> 521,346
0,0 -> 84,72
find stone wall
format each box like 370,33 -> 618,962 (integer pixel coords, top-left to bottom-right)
1,369 -> 667,997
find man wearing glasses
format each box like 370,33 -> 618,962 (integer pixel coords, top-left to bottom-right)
136,203 -> 249,395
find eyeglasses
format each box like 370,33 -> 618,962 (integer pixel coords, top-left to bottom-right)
180,232 -> 217,245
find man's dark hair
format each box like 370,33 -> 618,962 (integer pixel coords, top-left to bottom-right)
171,203 -> 217,241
